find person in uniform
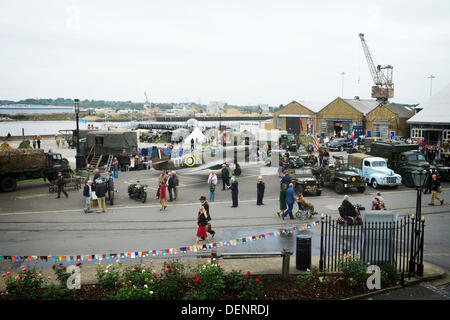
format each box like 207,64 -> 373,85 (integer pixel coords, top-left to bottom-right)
56,172 -> 68,199
256,176 -> 265,205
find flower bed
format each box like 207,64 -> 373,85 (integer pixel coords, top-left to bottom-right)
0,257 -> 400,300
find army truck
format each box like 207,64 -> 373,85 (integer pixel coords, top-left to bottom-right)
435,151 -> 450,181
367,140 -> 436,187
0,149 -> 72,192
286,167 -> 322,196
348,153 -> 402,189
313,156 -> 366,194
79,131 -> 138,170
279,134 -> 297,151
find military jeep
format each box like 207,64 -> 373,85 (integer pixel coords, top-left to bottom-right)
286,167 -> 322,196
313,156 -> 366,194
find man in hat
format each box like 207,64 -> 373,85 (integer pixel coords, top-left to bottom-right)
228,177 -> 239,208
221,164 -> 230,190
199,196 -> 215,239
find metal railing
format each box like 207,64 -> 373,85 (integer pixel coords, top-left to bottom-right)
319,215 -> 425,279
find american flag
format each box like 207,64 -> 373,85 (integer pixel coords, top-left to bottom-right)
313,135 -> 319,152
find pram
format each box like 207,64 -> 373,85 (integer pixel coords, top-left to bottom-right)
295,200 -> 317,220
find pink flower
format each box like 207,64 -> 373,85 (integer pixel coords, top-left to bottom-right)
350,278 -> 353,281
1,274 -> 5,277
141,264 -> 146,268
167,265 -> 171,269
38,274 -> 43,279
195,277 -> 199,283
121,277 -> 124,281
168,268 -> 172,273
245,275 -> 249,279
76,262 -> 82,267
47,276 -> 51,280
247,271 -> 251,276
255,278 -> 260,283
34,261 -> 38,264
6,272 -> 10,275
131,268 -> 135,272
15,276 -> 20,280
153,274 -> 157,278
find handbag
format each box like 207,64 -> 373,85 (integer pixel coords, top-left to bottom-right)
207,223 -> 212,232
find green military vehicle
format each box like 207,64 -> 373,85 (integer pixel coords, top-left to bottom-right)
287,166 -> 322,196
313,155 -> 366,194
79,131 -> 138,170
279,133 -> 298,151
367,140 -> 437,187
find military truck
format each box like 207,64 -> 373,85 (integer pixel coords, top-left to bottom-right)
0,149 -> 72,192
435,151 -> 450,181
287,167 -> 322,196
139,131 -> 156,143
348,153 -> 402,189
79,131 -> 138,170
279,134 -> 297,151
313,156 -> 366,194
367,140 -> 436,187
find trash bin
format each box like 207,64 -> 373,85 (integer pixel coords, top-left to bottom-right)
296,235 -> 311,270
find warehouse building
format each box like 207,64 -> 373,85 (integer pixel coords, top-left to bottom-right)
316,97 -> 378,137
272,101 -> 325,134
365,104 -> 415,138
407,83 -> 450,144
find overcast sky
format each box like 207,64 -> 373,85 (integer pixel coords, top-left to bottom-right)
1,0 -> 449,106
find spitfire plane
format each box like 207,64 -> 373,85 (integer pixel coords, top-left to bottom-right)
149,144 -> 251,175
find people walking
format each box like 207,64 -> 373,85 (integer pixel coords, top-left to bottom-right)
280,171 -> 291,187
83,180 -> 93,214
229,177 -> 239,208
112,157 -> 119,178
277,184 -> 287,217
95,179 -> 107,213
194,206 -> 210,246
221,164 -> 230,190
191,138 -> 195,152
281,183 -> 296,220
36,136 -> 41,149
200,196 -> 215,238
159,180 -> 167,211
32,139 -> 37,149
167,172 -> 175,202
256,176 -> 265,205
172,171 -> 179,200
55,172 -> 68,199
208,172 -> 217,201
429,174 -> 444,206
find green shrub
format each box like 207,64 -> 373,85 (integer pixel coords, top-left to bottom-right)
96,262 -> 122,293
4,267 -> 47,300
239,271 -> 264,300
185,259 -> 225,300
156,260 -> 186,300
380,263 -> 399,283
338,255 -> 368,286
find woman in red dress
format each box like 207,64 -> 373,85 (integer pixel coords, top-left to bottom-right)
159,181 -> 167,211
194,206 -> 210,246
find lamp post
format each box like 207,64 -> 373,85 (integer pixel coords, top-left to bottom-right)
428,75 -> 435,97
340,72 -> 346,98
409,166 -> 428,276
74,99 -> 82,171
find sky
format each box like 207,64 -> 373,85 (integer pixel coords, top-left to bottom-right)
0,0 -> 449,106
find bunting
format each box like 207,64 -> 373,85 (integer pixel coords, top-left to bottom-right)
1,220 -> 321,263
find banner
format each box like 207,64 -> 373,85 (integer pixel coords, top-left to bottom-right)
0,220 -> 321,263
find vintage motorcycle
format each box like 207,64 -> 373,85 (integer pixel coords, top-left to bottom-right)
128,181 -> 148,203
337,204 -> 365,225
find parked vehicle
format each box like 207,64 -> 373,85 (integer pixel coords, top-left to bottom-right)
435,151 -> 450,181
313,156 -> 366,194
140,132 -> 156,143
128,181 -> 147,203
367,140 -> 437,187
328,138 -> 353,152
286,167 -> 322,196
337,204 -> 364,225
348,153 -> 402,189
0,149 -> 72,192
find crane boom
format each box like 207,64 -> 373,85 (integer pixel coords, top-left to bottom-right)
358,33 -> 394,101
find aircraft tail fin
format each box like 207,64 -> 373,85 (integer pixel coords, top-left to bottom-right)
151,147 -> 170,162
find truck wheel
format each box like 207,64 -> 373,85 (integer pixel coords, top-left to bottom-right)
141,192 -> 147,203
371,179 -> 378,189
402,173 -> 415,188
357,186 -> 366,193
316,190 -> 322,196
335,181 -> 345,194
0,176 -> 17,192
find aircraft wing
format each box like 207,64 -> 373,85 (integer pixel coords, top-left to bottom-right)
150,160 -> 170,165
184,160 -> 225,173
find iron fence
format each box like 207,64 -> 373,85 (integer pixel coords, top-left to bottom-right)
319,215 -> 425,278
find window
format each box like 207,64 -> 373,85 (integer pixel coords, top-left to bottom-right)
412,128 -> 423,139
364,161 -> 370,167
372,161 -> 387,167
276,116 -> 282,129
443,130 -> 450,140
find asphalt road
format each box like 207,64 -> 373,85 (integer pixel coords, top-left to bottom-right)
1,158 -> 449,272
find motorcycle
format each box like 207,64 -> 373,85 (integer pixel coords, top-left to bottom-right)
337,204 -> 365,225
128,181 -> 148,203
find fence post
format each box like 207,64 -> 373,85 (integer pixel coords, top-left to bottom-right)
319,215 -> 325,271
417,218 -> 425,277
282,248 -> 291,280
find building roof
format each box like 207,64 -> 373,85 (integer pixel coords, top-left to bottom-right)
297,101 -> 328,113
385,104 -> 415,118
343,98 -> 379,115
407,83 -> 450,125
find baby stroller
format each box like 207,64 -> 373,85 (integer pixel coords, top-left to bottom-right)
295,200 -> 317,220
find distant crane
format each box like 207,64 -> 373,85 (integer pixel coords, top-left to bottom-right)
144,91 -> 158,116
359,33 -> 394,104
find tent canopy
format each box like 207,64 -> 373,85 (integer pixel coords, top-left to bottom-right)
408,83 -> 450,125
183,127 -> 207,145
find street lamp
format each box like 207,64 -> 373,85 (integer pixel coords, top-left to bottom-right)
428,75 -> 435,97
74,99 -> 83,171
410,166 -> 429,221
340,72 -> 346,98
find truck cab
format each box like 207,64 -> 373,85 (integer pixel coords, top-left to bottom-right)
279,134 -> 297,151
358,157 -> 401,189
44,152 -> 71,181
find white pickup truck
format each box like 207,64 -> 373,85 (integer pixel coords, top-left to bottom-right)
348,153 -> 402,189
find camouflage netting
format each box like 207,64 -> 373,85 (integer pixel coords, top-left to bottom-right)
0,142 -> 14,150
18,139 -> 32,149
0,149 -> 46,173
297,136 -> 314,147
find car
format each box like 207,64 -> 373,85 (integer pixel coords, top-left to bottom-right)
287,167 -> 322,196
328,138 -> 353,152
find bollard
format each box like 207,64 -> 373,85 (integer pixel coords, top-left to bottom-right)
296,235 -> 311,271
281,248 -> 291,280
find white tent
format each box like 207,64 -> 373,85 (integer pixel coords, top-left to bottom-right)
408,83 -> 450,125
183,126 -> 207,145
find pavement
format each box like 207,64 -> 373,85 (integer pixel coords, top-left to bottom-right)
1,138 -> 449,299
